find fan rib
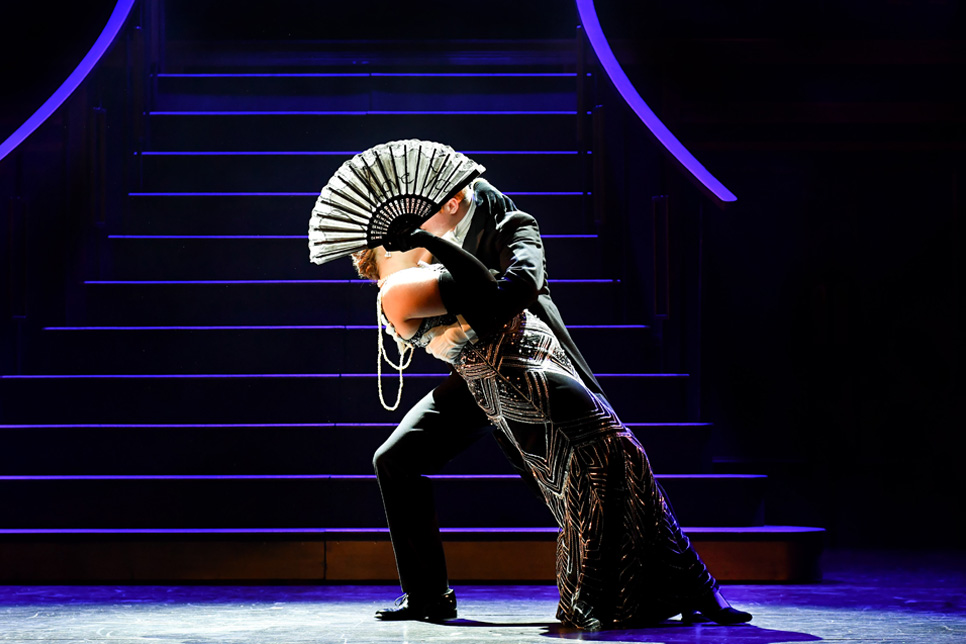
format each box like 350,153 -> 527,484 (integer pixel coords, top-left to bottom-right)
332,167 -> 381,212
309,140 -> 486,265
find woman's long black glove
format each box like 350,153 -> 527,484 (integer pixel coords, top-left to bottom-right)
404,229 -> 506,337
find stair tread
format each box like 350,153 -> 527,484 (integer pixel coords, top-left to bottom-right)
0,473 -> 758,480
121,194 -> 590,235
99,234 -> 605,280
0,525 -> 823,535
148,112 -> 581,150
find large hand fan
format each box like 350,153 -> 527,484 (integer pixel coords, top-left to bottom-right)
308,139 -> 485,265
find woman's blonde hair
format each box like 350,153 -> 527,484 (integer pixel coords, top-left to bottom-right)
352,247 -> 380,281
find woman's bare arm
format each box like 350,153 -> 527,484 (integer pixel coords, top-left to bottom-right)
379,267 -> 447,339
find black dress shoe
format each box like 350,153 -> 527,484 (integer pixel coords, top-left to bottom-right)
681,609 -> 712,624
683,604 -> 752,625
700,606 -> 753,624
683,589 -> 752,625
375,588 -> 458,622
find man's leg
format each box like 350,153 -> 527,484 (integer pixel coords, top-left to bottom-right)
373,374 -> 490,600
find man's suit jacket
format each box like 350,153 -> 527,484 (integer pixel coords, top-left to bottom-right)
439,178 -> 604,396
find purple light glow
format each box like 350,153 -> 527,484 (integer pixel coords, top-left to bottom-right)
128,192 -> 319,196
0,473 -> 759,482
371,73 -> 576,78
0,525 -> 821,535
149,110 -> 577,116
597,373 -> 689,378
575,0 -> 737,206
83,279 -> 354,284
505,191 -> 585,196
1,372 -> 679,380
568,324 -> 647,329
0,372 -> 682,380
0,474 -> 526,481
42,324 -> 635,331
0,423 -> 396,429
140,151 -> 362,156
159,73 -> 371,78
44,325 -> 368,331
107,233 -> 593,240
0,374 -> 343,380
108,235 -> 304,239
139,150 -> 582,156
0,528 -> 335,535
83,278 -> 613,285
156,72 -> 577,78
0,0 -> 138,163
656,474 -> 767,479
462,151 -> 583,155
625,422 -> 712,427
0,474 -> 337,481
127,191 -> 584,197
0,373 -> 449,379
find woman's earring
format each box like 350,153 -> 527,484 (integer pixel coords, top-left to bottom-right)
384,250 -> 392,258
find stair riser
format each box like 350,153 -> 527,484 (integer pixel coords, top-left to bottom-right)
137,152 -> 584,193
0,424 -> 711,476
155,75 -> 578,112
0,533 -> 824,583
160,0 -> 578,41
0,375 -> 688,424
122,194 -> 590,235
149,113 -> 580,151
79,281 -> 626,326
103,235 -> 604,280
29,327 -> 654,375
0,475 -> 764,529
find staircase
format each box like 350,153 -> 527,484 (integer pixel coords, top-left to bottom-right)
0,0 -> 823,583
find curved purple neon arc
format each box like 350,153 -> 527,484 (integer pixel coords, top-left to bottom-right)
575,0 -> 737,205
0,0 -> 138,164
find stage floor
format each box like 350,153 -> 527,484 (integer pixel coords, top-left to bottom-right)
1,549 -> 963,644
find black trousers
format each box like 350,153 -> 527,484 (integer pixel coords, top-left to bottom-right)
372,373 -> 493,596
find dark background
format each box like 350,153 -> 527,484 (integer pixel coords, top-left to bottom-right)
1,0 -> 962,547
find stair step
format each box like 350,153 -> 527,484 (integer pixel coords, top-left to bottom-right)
28,325 -> 652,374
137,150 -> 584,194
102,234 -> 604,280
162,42 -> 581,76
154,72 -> 579,112
0,525 -> 824,583
121,193 -> 590,235
160,0 -> 579,42
148,112 -> 580,151
78,279 -> 627,326
0,422 -> 710,476
0,474 -> 765,529
0,373 -> 689,424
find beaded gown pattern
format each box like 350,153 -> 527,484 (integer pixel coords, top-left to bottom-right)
406,309 -> 717,627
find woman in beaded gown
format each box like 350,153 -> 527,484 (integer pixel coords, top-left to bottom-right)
361,229 -> 751,631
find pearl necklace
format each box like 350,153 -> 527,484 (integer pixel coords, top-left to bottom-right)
376,291 -> 414,411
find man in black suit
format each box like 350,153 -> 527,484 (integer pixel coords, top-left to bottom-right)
373,178 -> 604,621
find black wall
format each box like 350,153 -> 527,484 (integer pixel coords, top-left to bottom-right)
596,1 -> 963,546
0,2 -> 117,144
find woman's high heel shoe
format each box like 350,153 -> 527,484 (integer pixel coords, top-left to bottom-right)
571,600 -> 603,631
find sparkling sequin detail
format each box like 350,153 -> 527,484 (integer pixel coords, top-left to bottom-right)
401,310 -> 717,628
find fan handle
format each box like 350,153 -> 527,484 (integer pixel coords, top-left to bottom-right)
382,213 -> 426,252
